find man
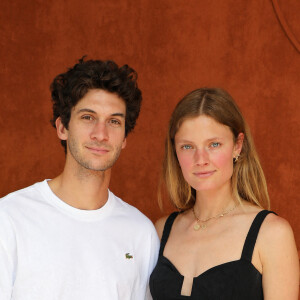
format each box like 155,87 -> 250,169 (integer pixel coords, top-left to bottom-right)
0,58 -> 159,299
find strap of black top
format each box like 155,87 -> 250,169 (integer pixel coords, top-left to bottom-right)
241,210 -> 277,261
159,212 -> 179,257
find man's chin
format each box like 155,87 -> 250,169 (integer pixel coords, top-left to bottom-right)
82,162 -> 114,172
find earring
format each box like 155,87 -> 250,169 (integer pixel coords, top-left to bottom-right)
233,154 -> 240,163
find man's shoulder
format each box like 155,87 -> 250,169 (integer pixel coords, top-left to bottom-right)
0,180 -> 45,210
110,192 -> 160,249
110,191 -> 155,230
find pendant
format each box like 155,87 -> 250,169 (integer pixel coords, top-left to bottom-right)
194,223 -> 200,231
194,223 -> 207,230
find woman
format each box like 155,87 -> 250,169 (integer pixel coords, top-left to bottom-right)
150,88 -> 299,299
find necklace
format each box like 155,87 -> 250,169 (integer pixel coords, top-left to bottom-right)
192,204 -> 237,231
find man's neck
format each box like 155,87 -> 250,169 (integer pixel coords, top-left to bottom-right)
48,164 -> 111,210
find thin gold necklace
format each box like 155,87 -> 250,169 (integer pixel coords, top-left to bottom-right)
192,204 -> 237,230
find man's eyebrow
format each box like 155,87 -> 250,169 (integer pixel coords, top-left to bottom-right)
111,113 -> 125,118
76,108 -> 96,114
76,109 -> 125,118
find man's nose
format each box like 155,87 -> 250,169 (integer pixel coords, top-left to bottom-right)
90,121 -> 109,141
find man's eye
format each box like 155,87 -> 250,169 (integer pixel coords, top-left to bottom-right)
210,142 -> 221,148
110,119 -> 121,125
82,115 -> 93,120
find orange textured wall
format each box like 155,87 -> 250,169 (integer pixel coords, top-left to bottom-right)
0,0 -> 299,254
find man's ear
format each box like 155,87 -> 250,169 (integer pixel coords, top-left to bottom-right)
55,117 -> 68,141
121,137 -> 126,149
234,132 -> 244,157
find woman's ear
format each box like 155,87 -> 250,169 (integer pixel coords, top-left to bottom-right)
55,117 -> 68,141
234,132 -> 244,157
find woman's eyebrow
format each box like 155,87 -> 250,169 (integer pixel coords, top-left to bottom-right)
206,137 -> 224,142
176,137 -> 224,143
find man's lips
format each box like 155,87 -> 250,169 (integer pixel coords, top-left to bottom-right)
85,146 -> 110,154
193,170 -> 216,178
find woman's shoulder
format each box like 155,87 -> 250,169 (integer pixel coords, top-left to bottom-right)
240,204 -> 294,241
258,211 -> 295,247
257,211 -> 299,297
256,210 -> 297,266
154,216 -> 169,240
154,211 -> 183,240
236,204 -> 295,247
260,213 -> 293,241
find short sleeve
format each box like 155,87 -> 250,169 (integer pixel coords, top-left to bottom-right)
0,209 -> 17,299
145,227 -> 159,300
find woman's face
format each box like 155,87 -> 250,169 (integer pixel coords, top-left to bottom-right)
174,115 -> 243,192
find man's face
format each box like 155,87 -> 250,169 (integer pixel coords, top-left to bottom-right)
57,89 -> 126,172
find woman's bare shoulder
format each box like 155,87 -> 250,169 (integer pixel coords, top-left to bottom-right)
259,212 -> 295,244
261,211 -> 292,232
154,216 -> 169,240
257,213 -> 299,298
154,210 -> 190,240
236,204 -> 294,244
257,212 -> 297,264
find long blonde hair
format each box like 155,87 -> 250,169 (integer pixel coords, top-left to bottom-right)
161,87 -> 270,211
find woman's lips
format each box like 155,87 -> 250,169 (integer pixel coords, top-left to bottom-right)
193,170 -> 216,178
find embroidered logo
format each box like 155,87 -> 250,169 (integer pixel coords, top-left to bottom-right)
125,253 -> 133,259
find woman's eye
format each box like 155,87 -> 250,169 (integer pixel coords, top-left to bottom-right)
182,145 -> 192,150
210,142 -> 221,148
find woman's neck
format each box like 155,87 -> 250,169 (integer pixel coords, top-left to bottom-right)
194,184 -> 236,220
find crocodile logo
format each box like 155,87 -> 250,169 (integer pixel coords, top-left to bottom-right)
125,253 -> 133,259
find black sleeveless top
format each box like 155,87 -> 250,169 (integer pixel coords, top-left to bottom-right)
150,210 -> 275,300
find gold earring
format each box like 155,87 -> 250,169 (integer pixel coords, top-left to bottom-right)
234,154 -> 240,163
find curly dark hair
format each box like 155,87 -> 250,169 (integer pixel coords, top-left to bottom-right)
50,57 -> 142,151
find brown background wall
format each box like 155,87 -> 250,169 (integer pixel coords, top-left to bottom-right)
0,0 -> 299,254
